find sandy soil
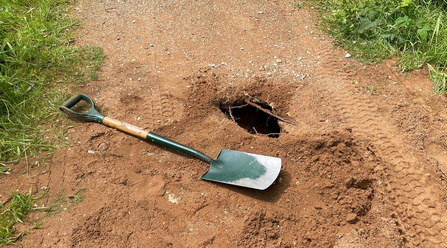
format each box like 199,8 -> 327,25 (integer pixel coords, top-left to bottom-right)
2,0 -> 447,247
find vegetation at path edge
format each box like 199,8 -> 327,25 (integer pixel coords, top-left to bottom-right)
0,0 -> 104,169
0,188 -> 46,245
1,0 -> 102,245
315,0 -> 447,93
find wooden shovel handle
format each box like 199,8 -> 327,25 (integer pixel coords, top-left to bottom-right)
102,117 -> 148,139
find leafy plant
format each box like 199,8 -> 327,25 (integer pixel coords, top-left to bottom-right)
316,0 -> 447,92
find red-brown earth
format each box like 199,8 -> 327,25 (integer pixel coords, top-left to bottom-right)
2,0 -> 447,247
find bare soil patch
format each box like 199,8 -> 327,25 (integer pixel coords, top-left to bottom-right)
2,0 -> 447,247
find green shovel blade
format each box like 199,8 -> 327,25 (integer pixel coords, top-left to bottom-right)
201,149 -> 282,190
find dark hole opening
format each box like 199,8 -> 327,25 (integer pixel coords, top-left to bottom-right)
219,101 -> 281,138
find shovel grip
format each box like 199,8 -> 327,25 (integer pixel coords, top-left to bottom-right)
60,93 -> 105,123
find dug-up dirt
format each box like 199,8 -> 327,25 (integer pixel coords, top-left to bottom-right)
3,0 -> 447,247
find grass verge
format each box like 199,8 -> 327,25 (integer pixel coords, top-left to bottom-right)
0,0 -> 105,168
314,0 -> 447,93
0,186 -> 87,245
1,0 -> 102,244
0,188 -> 46,245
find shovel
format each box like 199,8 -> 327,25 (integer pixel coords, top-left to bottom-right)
60,94 -> 282,190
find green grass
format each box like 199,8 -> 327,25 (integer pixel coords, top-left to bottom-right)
0,0 -> 105,167
1,0 -> 102,242
0,188 -> 46,245
48,186 -> 87,216
0,186 -> 87,245
429,64 -> 447,94
315,0 -> 447,93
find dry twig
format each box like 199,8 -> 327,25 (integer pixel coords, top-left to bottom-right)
228,106 -> 236,122
245,101 -> 297,125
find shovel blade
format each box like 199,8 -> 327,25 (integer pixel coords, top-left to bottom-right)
201,149 -> 282,190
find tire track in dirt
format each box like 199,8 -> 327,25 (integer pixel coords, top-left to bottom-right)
123,85 -> 181,131
316,43 -> 447,247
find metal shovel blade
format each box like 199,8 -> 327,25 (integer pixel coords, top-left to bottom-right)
201,149 -> 282,190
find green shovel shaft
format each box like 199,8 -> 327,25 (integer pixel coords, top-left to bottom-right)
102,117 -> 214,163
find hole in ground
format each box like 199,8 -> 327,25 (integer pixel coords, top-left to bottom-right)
219,101 -> 281,138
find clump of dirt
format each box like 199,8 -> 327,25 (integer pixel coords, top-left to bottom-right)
184,71 -> 295,116
181,71 -> 296,139
233,131 -> 395,247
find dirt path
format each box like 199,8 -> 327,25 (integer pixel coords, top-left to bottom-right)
2,0 -> 447,247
